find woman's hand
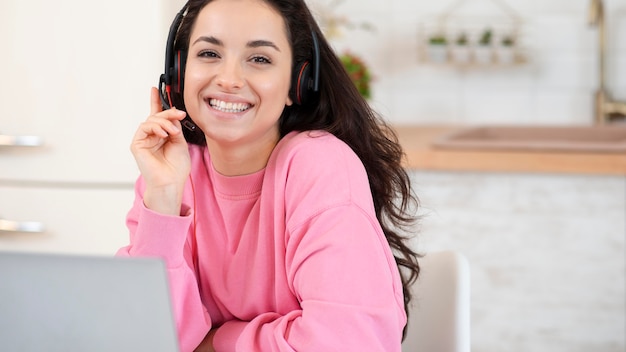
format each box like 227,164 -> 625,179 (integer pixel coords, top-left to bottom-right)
130,87 -> 191,215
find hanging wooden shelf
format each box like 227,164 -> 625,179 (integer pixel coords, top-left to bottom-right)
417,0 -> 528,68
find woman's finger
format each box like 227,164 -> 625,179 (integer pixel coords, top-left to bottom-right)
150,87 -> 164,116
136,117 -> 180,141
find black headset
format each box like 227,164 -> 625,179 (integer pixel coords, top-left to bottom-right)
158,2 -> 321,130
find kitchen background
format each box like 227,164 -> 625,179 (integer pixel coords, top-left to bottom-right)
305,0 -> 625,351
1,0 -> 624,351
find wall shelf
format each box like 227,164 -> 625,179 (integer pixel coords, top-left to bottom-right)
417,0 -> 528,69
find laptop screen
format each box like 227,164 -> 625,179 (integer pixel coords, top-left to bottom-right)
0,251 -> 179,352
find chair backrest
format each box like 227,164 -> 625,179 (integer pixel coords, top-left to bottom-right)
402,250 -> 471,352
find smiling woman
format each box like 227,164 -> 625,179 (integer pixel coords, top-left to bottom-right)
181,1 -> 294,175
117,0 -> 421,351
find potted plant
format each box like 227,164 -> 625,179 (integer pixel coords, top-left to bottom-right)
474,28 -> 493,64
451,32 -> 471,64
497,34 -> 516,64
427,33 -> 449,63
340,52 -> 372,99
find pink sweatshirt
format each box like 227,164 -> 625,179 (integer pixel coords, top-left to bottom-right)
117,130 -> 406,351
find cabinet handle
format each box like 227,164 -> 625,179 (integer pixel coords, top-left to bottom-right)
0,218 -> 45,233
0,134 -> 43,147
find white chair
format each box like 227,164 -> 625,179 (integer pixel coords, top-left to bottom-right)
402,250 -> 471,352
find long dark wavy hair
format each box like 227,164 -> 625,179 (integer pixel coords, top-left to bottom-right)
171,0 -> 421,340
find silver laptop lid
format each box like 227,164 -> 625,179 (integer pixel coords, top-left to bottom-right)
0,251 -> 179,352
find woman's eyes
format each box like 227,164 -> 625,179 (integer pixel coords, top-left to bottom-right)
250,56 -> 271,64
196,51 -> 271,65
197,50 -> 219,58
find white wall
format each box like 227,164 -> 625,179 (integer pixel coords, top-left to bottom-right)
308,0 -> 626,125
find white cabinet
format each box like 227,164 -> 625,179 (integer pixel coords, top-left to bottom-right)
0,0 -> 166,183
0,186 -> 134,255
0,0 -> 168,253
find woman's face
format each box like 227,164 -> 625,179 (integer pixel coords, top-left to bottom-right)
183,0 -> 293,152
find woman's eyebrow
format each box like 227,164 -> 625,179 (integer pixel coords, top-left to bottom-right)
247,40 -> 280,52
191,36 -> 280,52
192,35 -> 222,46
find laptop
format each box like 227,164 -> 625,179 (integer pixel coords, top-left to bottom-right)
0,251 -> 179,352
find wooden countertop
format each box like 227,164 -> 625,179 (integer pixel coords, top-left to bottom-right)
393,125 -> 626,175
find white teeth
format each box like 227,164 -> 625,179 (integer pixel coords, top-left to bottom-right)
209,99 -> 250,113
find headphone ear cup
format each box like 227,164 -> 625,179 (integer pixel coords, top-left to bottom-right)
291,61 -> 311,105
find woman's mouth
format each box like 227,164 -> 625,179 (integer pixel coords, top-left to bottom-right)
208,98 -> 252,113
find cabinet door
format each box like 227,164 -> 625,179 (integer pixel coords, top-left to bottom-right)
0,186 -> 135,255
0,0 -> 167,184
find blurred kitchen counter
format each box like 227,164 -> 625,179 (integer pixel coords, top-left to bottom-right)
393,125 -> 626,175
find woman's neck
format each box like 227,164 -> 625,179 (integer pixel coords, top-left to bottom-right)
206,132 -> 280,176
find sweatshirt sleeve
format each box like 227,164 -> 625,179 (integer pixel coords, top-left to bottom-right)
116,177 -> 212,352
212,205 -> 407,351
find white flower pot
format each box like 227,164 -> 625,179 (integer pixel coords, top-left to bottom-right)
452,46 -> 471,64
473,46 -> 493,64
427,44 -> 448,63
497,47 -> 515,64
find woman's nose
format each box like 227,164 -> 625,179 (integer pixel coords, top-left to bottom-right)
215,61 -> 244,91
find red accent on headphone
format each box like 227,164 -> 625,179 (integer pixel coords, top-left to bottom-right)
176,51 -> 183,94
296,62 -> 310,104
166,85 -> 173,109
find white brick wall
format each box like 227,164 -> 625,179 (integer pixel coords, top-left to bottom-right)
410,171 -> 626,352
